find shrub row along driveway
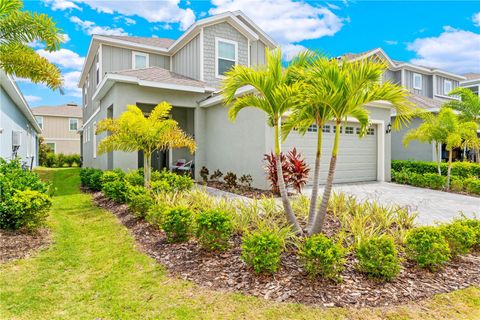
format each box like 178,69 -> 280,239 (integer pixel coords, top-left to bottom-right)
304,182 -> 480,225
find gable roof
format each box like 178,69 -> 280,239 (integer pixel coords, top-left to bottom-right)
32,104 -> 82,117
112,66 -> 208,88
407,93 -> 444,110
0,70 -> 42,133
342,47 -> 465,80
463,73 -> 480,80
79,11 -> 277,88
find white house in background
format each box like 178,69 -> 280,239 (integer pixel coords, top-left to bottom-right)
0,70 -> 42,167
461,73 -> 480,96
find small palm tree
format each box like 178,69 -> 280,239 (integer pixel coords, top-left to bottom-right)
96,102 -> 196,187
403,111 -> 448,175
444,87 -> 480,163
309,58 -> 412,235
0,0 -> 63,90
437,108 -> 478,189
222,48 -> 312,235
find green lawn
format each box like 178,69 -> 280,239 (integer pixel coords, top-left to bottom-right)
0,168 -> 479,319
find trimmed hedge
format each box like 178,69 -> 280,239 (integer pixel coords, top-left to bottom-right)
392,170 -> 446,190
392,160 -> 480,179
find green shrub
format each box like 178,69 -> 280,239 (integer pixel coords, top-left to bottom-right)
356,236 -> 401,281
80,168 -> 103,191
196,209 -> 233,251
464,178 -> 480,195
450,177 -> 464,192
456,217 -> 480,248
241,229 -> 284,274
440,221 -> 476,256
392,160 -> 480,178
0,159 -> 52,230
162,206 -> 193,243
299,234 -> 345,281
125,170 -> 144,187
126,185 -> 153,218
422,173 -> 446,190
101,170 -> 127,203
405,226 -> 450,270
145,203 -> 168,228
56,153 -> 66,167
45,153 -> 56,167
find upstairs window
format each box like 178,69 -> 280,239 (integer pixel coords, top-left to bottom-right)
35,116 -> 43,129
413,73 -> 422,90
444,80 -> 453,95
132,52 -> 149,69
216,38 -> 237,77
69,118 -> 78,131
307,124 -> 317,132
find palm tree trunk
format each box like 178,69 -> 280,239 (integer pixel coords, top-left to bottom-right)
310,121 -> 341,235
274,124 -> 303,235
476,148 -> 480,164
144,151 -> 152,188
435,142 -> 441,175
306,126 -> 323,231
446,150 -> 453,190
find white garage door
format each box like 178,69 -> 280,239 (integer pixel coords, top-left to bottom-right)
283,122 -> 378,184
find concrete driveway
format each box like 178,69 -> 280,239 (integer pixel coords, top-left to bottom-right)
303,182 -> 480,225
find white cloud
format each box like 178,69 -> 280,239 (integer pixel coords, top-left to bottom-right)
385,40 -> 398,45
281,43 -> 307,61
407,26 -> 480,74
70,16 -> 129,36
114,16 -> 137,26
63,71 -> 82,97
36,48 -> 85,71
24,95 -> 42,103
61,33 -> 71,43
473,12 -> 480,27
57,0 -> 195,31
210,0 -> 345,44
43,0 -> 80,10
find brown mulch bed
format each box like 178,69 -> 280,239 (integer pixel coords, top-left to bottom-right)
0,228 -> 50,263
91,191 -> 480,308
205,181 -> 285,198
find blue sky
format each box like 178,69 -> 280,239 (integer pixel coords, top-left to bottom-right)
20,0 -> 480,108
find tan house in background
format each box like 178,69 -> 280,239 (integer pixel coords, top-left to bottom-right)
32,103 -> 82,155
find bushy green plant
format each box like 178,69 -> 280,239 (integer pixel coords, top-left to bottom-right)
162,206 -> 193,243
80,168 -> 103,191
45,153 -> 56,167
299,234 -> 345,281
196,209 -> 233,250
56,153 -> 66,167
392,160 -> 480,178
440,221 -> 476,256
150,170 -> 193,193
464,178 -> 480,195
126,185 -> 153,218
356,235 -> 401,281
241,228 -> 284,274
405,226 -> 450,270
0,159 -> 52,230
456,217 -> 480,248
450,178 -> 464,192
101,170 -> 127,203
124,170 -> 144,187
145,203 -> 168,228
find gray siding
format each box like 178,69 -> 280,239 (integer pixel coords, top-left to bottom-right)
0,86 -> 38,165
172,34 -> 200,80
250,40 -> 266,67
436,76 -> 459,96
203,22 -> 249,88
404,70 -> 433,97
83,52 -> 98,122
382,69 -> 401,85
102,45 -> 170,74
391,117 -> 436,161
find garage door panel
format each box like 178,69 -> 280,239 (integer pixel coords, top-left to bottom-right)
283,122 -> 378,184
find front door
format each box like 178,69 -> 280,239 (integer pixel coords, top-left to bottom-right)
138,150 -> 168,171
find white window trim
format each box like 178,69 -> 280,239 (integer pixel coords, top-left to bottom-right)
35,116 -> 43,130
93,122 -> 97,158
215,37 -> 238,79
46,142 -> 56,154
132,51 -> 149,70
444,79 -> 453,95
413,73 -> 422,90
69,118 -> 79,132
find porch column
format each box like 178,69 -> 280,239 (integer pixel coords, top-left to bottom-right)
194,106 -> 206,180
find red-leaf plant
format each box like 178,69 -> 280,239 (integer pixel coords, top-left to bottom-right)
264,148 -> 310,194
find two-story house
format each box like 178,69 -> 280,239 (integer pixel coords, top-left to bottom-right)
0,69 -> 41,168
343,48 -> 467,163
78,11 -> 397,188
32,103 -> 82,155
461,73 -> 480,96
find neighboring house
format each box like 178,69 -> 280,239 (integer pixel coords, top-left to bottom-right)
32,103 -> 82,155
78,11 -> 397,188
0,69 -> 41,167
346,48 -> 471,162
461,73 -> 480,96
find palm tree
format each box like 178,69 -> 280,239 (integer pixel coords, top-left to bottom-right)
309,58 -> 413,235
96,102 -> 196,187
436,108 -> 478,189
403,111 -> 448,175
0,0 -> 63,90
282,57 -> 333,231
444,87 -> 480,163
222,48 -> 311,235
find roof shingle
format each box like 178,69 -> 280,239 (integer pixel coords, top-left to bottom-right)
32,104 -> 82,117
102,35 -> 175,49
113,66 -> 208,88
